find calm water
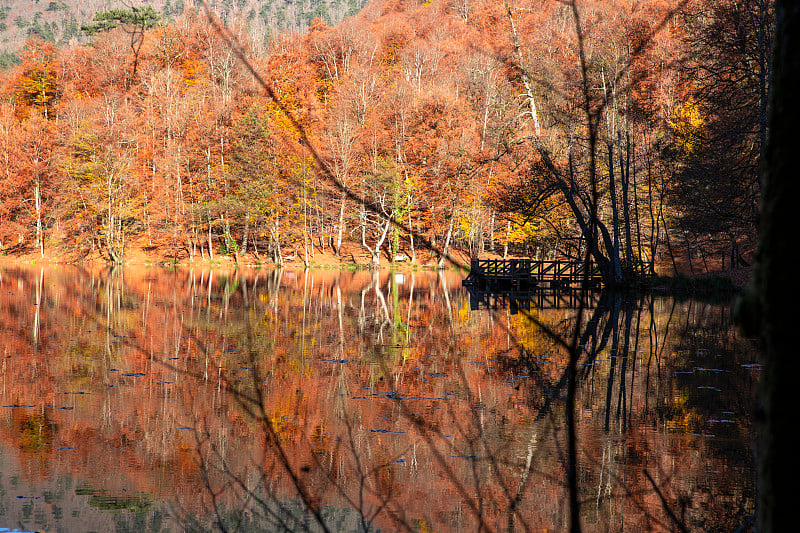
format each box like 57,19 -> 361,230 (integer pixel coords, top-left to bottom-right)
0,265 -> 758,532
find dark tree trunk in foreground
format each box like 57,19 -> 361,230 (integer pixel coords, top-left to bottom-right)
740,3 -> 799,532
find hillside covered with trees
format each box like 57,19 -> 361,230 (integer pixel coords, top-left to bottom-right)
0,0 -> 769,283
0,0 -> 366,67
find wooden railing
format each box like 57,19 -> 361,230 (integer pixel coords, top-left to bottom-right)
463,259 -> 603,289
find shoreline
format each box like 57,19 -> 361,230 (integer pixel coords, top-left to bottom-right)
0,250 -> 751,292
0,245 -> 473,272
0,244 -> 751,290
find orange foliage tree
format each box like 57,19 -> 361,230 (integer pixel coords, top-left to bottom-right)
0,1 -> 724,273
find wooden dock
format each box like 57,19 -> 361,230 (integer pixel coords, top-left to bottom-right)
462,259 -> 603,290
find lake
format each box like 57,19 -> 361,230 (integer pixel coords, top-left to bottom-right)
0,265 -> 758,532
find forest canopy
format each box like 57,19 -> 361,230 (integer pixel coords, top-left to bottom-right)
0,0 -> 768,281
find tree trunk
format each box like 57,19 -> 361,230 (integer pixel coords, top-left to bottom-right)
607,142 -> 623,284
738,4 -> 799,533
631,134 -> 644,270
438,203 -> 456,269
241,215 -> 249,256
335,193 -> 346,257
271,221 -> 283,266
361,214 -> 392,267
34,179 -> 43,258
207,212 -> 214,260
303,186 -> 310,268
533,141 -> 616,285
503,220 -> 510,259
620,133 -> 634,273
646,150 -> 659,275
408,207 -> 416,263
660,211 -> 677,275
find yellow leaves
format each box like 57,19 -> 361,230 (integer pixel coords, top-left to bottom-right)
16,41 -> 60,116
69,128 -> 98,164
181,59 -> 207,87
497,215 -> 544,246
268,91 -> 305,141
65,90 -> 90,101
669,96 -> 703,155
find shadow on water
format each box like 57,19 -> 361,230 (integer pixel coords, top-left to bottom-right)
0,265 -> 757,532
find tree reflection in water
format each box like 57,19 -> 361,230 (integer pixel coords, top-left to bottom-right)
0,266 -> 757,532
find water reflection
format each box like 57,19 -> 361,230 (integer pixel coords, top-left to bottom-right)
464,284 -> 602,313
0,265 -> 758,531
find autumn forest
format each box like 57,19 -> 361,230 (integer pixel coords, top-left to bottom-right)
0,0 -> 770,284
0,1 -> 781,530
